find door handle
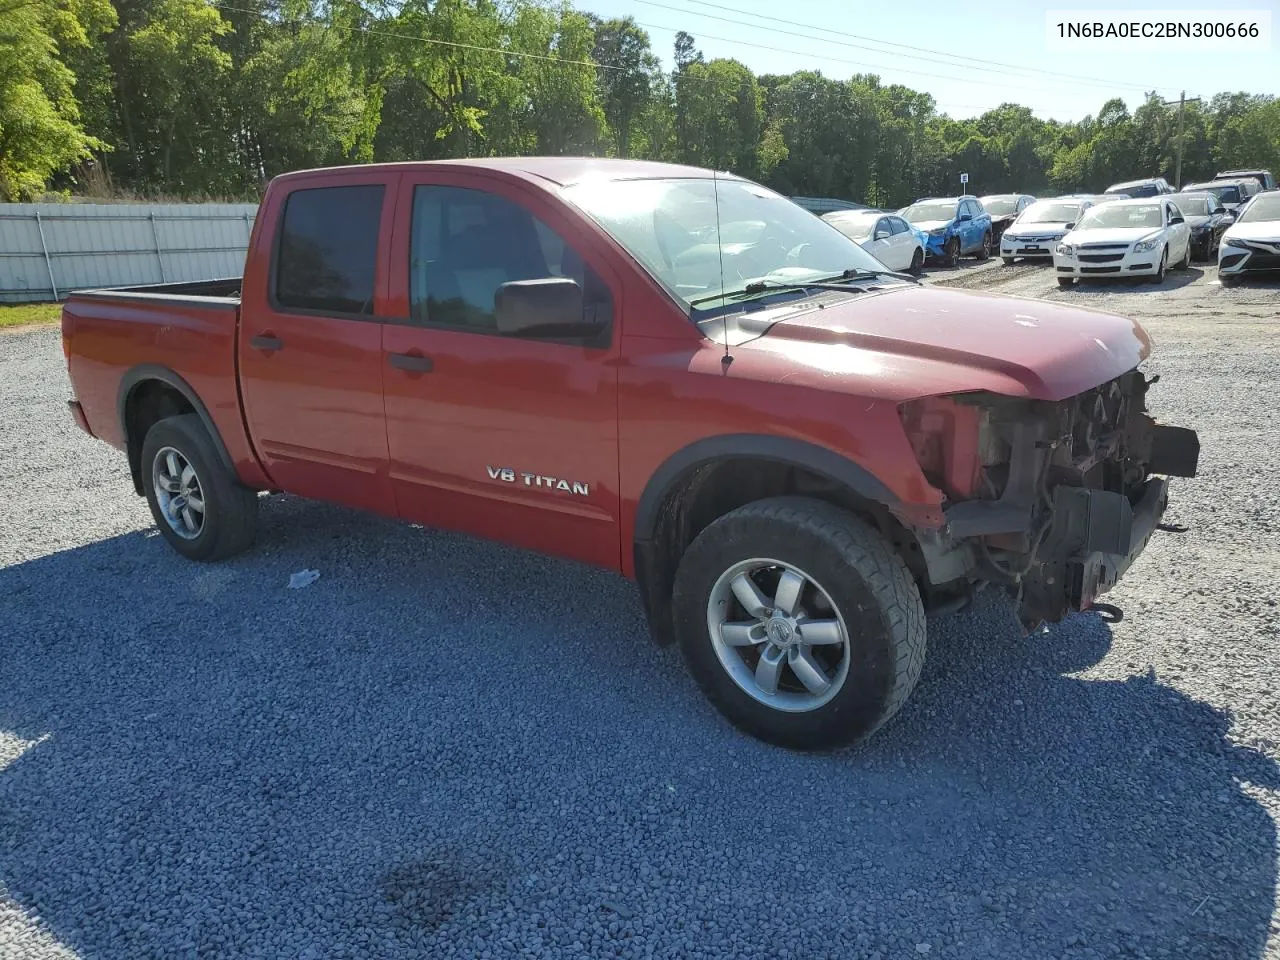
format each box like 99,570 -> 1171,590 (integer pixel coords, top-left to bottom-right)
250,335 -> 283,352
389,352 -> 433,373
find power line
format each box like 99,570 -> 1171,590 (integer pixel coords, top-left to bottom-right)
631,17 -> 1110,100
213,1 -> 990,112
654,0 -> 1183,96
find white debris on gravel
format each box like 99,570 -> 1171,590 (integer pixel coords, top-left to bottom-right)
2,264 -> 1279,960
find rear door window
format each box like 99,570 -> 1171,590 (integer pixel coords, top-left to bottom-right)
275,185 -> 384,315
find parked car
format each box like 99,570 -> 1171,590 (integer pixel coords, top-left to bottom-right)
978,194 -> 1036,245
1054,196 -> 1193,286
898,195 -> 993,266
821,210 -> 927,274
1217,190 -> 1280,286
1170,192 -> 1235,260
1213,168 -> 1276,192
1104,177 -> 1174,198
999,196 -> 1102,264
791,196 -> 874,216
1181,178 -> 1256,212
59,157 -> 1200,751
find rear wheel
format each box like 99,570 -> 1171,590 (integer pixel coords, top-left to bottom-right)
141,414 -> 258,562
671,496 -> 926,751
974,232 -> 991,260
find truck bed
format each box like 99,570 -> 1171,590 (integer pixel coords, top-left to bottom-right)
70,276 -> 243,302
60,275 -> 268,489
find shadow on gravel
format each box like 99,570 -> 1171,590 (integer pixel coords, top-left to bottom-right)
2,495 -> 1278,959
1065,266 -> 1205,293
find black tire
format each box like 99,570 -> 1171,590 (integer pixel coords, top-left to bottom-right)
944,237 -> 960,268
1057,277 -> 1075,288
140,414 -> 258,562
1176,241 -> 1191,270
671,496 -> 926,751
974,232 -> 991,260
1148,247 -> 1167,284
909,247 -> 924,276
1220,273 -> 1240,287
1001,256 -> 1015,266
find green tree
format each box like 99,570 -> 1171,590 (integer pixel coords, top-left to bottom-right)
0,0 -> 115,199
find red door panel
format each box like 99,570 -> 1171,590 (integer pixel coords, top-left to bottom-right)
238,171 -> 400,514
381,172 -> 622,569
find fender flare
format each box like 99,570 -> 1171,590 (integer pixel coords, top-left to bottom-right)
631,434 -> 902,647
117,365 -> 237,486
632,433 -> 900,544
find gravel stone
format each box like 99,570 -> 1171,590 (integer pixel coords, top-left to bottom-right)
2,262 -> 1279,959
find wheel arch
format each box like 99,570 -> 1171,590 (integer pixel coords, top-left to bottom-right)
632,434 -> 921,647
117,365 -> 236,497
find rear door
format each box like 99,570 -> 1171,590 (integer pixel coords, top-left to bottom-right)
238,172 -> 399,513
380,172 -> 623,569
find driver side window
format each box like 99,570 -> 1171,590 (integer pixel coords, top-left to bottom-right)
409,185 -> 612,334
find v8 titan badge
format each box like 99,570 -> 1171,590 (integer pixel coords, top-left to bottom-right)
487,466 -> 590,497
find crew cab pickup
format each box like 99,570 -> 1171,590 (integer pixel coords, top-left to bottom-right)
61,158 -> 1200,750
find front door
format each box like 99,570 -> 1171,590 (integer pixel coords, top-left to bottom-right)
238,173 -> 399,513
380,174 -> 622,570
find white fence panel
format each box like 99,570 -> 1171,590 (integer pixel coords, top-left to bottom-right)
0,203 -> 259,303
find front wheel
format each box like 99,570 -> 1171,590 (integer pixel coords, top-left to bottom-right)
1057,277 -> 1075,288
141,414 -> 258,562
1001,256 -> 1015,266
1176,240 -> 1191,270
1149,247 -> 1167,284
909,247 -> 924,276
944,237 -> 960,268
671,497 -> 926,751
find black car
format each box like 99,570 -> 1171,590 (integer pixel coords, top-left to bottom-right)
1171,192 -> 1235,260
977,194 -> 1036,244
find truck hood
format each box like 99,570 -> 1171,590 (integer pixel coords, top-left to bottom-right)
730,284 -> 1151,403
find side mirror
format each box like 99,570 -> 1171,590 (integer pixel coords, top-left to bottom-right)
1169,215 -> 1185,225
494,277 -> 594,339
874,230 -> 890,241
958,213 -> 972,222
1064,222 -> 1076,230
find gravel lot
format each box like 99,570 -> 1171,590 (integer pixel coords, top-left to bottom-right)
2,262 -> 1279,959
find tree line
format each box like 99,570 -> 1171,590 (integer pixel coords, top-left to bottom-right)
4,0 -> 1279,207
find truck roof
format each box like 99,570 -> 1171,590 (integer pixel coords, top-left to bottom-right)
269,157 -> 737,188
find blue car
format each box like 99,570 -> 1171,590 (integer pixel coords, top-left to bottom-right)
899,195 -> 994,267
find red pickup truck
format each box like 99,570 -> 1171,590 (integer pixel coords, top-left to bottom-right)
61,158 -> 1199,750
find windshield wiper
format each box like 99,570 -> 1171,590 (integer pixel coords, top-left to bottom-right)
691,267 -> 918,307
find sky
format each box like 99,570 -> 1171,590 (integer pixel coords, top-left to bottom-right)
572,0 -> 1280,121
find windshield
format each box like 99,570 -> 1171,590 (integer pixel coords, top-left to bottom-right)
561,177 -> 885,311
1238,193 -> 1280,224
1078,203 -> 1163,229
980,197 -> 1018,216
1109,182 -> 1159,198
901,200 -> 957,222
825,217 -> 875,241
1190,183 -> 1241,203
1018,200 -> 1081,224
1172,196 -> 1212,217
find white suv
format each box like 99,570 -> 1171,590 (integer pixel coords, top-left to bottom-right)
1054,197 -> 1193,287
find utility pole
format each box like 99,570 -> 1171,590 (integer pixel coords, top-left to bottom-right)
1161,91 -> 1201,188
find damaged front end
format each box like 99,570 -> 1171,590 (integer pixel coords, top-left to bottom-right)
899,370 -> 1200,629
